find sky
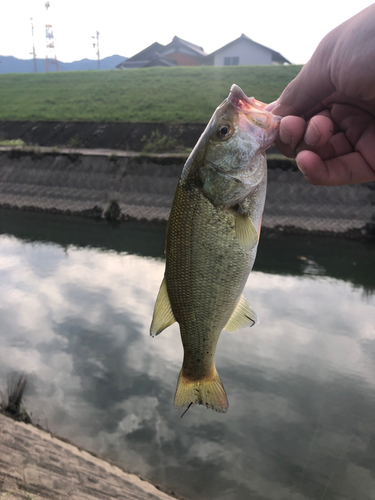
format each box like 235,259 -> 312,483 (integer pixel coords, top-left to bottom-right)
0,0 -> 374,65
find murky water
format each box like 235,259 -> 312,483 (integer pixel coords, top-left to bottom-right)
0,210 -> 375,500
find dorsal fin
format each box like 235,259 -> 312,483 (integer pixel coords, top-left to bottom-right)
224,295 -> 259,333
235,212 -> 258,252
150,277 -> 176,337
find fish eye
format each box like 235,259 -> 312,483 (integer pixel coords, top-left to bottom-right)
217,123 -> 232,139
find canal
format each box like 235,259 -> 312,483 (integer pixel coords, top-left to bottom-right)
0,209 -> 374,500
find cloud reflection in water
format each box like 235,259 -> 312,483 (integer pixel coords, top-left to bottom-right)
0,232 -> 374,500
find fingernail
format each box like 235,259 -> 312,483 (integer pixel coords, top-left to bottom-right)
304,119 -> 321,146
279,123 -> 292,146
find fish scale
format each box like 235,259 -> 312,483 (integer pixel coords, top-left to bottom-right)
166,181 -> 251,383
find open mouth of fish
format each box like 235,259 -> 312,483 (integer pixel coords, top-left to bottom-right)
228,83 -> 281,152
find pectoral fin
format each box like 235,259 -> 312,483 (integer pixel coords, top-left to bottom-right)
224,294 -> 259,333
150,277 -> 176,337
235,212 -> 258,252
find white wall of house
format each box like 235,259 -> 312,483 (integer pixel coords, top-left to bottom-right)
213,40 -> 273,66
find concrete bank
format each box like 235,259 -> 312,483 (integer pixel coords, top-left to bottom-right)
0,148 -> 374,237
0,121 -> 206,152
0,414 -> 182,500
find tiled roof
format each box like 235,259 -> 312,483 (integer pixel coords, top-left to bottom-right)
116,42 -> 166,68
165,36 -> 208,57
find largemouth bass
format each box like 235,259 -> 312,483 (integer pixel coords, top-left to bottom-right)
150,84 -> 280,413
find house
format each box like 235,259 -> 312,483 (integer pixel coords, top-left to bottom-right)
116,34 -> 290,69
116,36 -> 207,69
207,34 -> 290,66
116,42 -> 170,69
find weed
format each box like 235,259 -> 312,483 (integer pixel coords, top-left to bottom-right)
0,492 -> 39,499
104,200 -> 121,221
69,134 -> 84,148
67,152 -> 82,162
141,130 -> 178,153
23,492 -> 39,500
0,139 -> 26,147
0,373 -> 31,423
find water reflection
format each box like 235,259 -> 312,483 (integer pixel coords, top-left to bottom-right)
0,210 -> 374,500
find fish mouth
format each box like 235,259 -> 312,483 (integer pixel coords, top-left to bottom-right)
228,84 -> 281,150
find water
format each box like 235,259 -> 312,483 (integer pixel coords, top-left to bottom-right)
0,210 -> 375,500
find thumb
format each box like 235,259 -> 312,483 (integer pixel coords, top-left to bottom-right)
272,47 -> 336,117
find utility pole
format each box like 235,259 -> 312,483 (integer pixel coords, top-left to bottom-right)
45,1 -> 59,72
92,31 -> 100,70
30,18 -> 37,73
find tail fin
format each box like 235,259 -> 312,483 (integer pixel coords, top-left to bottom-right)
174,368 -> 229,413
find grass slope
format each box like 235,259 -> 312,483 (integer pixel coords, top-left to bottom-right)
0,65 -> 302,123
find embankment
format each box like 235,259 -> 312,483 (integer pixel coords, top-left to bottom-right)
0,121 -> 205,152
0,148 -> 374,238
0,413 -> 182,500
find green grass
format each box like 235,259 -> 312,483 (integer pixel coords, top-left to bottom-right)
0,139 -> 26,147
0,65 -> 302,123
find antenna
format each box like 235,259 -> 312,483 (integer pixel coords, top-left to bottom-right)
30,18 -> 37,73
45,1 -> 59,72
92,31 -> 100,70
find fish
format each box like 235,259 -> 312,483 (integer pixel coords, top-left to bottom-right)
150,84 -> 280,413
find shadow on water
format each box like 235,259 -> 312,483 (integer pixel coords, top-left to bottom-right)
0,209 -> 166,259
0,208 -> 374,292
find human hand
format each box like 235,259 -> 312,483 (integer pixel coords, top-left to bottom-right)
268,4 -> 375,186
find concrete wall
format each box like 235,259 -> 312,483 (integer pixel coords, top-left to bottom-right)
0,150 -> 374,237
0,121 -> 206,152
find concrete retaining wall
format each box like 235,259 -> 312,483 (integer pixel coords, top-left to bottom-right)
0,414 -> 181,500
0,149 -> 374,238
0,121 -> 206,152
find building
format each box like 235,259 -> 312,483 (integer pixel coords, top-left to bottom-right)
207,34 -> 290,66
116,36 -> 207,69
116,34 -> 290,69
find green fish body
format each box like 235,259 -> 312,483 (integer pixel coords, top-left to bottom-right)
151,85 -> 280,413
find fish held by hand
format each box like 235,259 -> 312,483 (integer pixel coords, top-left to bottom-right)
150,84 -> 280,414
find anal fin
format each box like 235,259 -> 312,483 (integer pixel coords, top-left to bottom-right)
224,294 -> 259,333
150,277 -> 176,337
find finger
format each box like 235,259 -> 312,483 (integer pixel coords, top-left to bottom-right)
296,150 -> 375,185
302,132 -> 354,161
323,91 -> 375,115
271,59 -> 336,117
265,101 -> 276,112
270,20 -> 346,118
304,114 -> 334,147
295,114 -> 336,158
296,132 -> 352,162
329,132 -> 354,157
330,103 -> 375,147
274,116 -> 307,158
